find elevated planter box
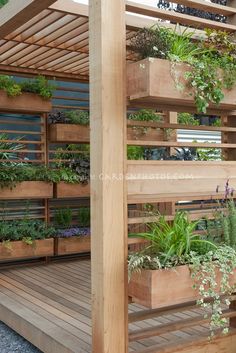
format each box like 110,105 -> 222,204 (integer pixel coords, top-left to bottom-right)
49,124 -> 90,143
129,265 -> 236,309
127,58 -> 236,111
0,181 -> 53,199
54,182 -> 90,198
55,236 -> 90,255
0,91 -> 51,113
0,239 -> 54,261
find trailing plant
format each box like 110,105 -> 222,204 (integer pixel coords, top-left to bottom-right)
128,215 -> 236,335
0,133 -> 25,160
55,208 -> 73,229
130,26 -> 236,113
0,75 -> 55,99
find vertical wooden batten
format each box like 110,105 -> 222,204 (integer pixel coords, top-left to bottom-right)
89,1 -> 128,353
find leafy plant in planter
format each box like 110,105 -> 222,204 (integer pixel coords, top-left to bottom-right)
0,219 -> 56,245
49,110 -> 89,125
0,75 -> 55,99
78,207 -> 90,228
0,164 -> 80,189
177,112 -> 199,126
130,26 -> 236,113
128,211 -> 236,335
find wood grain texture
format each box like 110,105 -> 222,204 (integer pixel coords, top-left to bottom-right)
56,237 -> 90,255
49,124 -> 90,143
0,181 -> 53,199
54,182 -> 90,198
0,239 -> 54,260
89,0 -> 128,352
0,91 -> 52,113
127,58 -> 236,111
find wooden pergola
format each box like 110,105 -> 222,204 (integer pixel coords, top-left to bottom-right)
1,1 -> 236,353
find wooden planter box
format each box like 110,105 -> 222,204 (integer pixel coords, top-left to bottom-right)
0,181 -> 53,199
49,124 -> 90,143
55,236 -> 90,255
0,91 -> 51,113
54,182 -> 90,198
129,265 -> 236,309
127,58 -> 236,111
0,239 -> 54,261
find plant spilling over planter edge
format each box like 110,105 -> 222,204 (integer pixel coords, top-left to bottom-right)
130,26 -> 236,113
128,202 -> 236,337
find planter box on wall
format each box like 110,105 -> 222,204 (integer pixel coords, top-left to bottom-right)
127,58 -> 236,111
49,124 -> 90,143
54,182 -> 90,198
0,181 -> 53,199
0,239 -> 54,261
55,236 -> 90,255
128,265 -> 236,309
0,91 -> 52,113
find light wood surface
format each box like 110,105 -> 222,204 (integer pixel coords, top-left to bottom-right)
0,181 -> 53,199
0,91 -> 52,113
56,237 -> 90,255
89,1 -> 128,353
0,259 -> 235,353
0,239 -> 54,260
54,182 -> 90,198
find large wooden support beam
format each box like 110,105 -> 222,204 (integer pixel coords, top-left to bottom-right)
89,1 -> 128,353
0,0 -> 57,39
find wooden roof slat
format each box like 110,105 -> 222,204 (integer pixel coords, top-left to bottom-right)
48,23 -> 89,50
65,37 -> 89,52
0,0 -> 57,40
69,64 -> 89,74
10,11 -> 66,43
2,45 -> 44,65
16,48 -> 60,67
0,43 -> 30,62
50,54 -> 88,71
37,17 -> 88,46
38,52 -> 83,70
25,14 -> 77,45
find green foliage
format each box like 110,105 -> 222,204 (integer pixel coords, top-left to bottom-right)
20,76 -> 56,99
0,165 -> 81,189
212,118 -> 221,127
0,0 -> 8,7
0,219 -> 56,242
64,110 -> 89,125
55,208 -> 73,228
131,26 -> 236,113
177,112 -> 199,126
0,133 -> 25,160
216,200 -> 236,249
0,75 -> 55,99
127,146 -> 144,160
0,76 -> 21,97
128,109 -> 162,122
129,212 -> 216,267
196,147 -> 221,161
78,207 -> 90,227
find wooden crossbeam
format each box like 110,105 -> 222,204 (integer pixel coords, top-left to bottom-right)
0,0 -> 57,39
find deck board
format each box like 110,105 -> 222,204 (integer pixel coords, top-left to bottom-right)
0,259 -> 235,353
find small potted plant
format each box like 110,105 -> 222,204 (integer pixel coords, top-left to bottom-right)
54,207 -> 90,255
49,110 -> 89,143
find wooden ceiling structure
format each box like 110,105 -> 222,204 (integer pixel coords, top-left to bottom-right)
1,0 -> 236,83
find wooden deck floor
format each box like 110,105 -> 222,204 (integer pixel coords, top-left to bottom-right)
0,259 -> 236,353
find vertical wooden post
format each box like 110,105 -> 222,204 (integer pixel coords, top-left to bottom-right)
89,1 -> 128,353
